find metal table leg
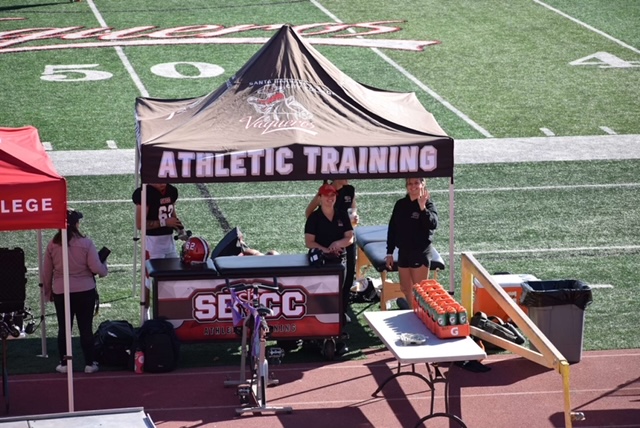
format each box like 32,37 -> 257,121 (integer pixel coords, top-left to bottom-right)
372,361 -> 467,428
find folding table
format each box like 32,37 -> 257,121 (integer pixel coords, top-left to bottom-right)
364,310 -> 486,428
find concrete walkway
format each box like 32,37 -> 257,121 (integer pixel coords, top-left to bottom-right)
48,134 -> 640,176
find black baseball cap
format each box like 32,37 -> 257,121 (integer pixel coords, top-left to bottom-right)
67,209 -> 83,225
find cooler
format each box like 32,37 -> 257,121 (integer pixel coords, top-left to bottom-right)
473,274 -> 539,321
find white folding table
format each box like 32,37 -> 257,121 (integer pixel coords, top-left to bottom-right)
364,310 -> 487,428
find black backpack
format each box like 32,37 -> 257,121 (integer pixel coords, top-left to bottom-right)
93,320 -> 136,368
136,318 -> 180,373
0,247 -> 27,313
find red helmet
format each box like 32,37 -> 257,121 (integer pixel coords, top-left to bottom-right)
181,236 -> 210,265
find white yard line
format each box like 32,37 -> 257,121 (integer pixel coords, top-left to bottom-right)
468,245 -> 640,255
61,182 -> 640,205
533,0 -> 640,55
310,0 -> 493,138
86,0 -> 149,97
600,126 -> 616,135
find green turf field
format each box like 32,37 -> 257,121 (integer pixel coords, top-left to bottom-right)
1,0 -> 639,374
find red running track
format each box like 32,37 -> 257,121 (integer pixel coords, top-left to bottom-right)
2,348 -> 639,428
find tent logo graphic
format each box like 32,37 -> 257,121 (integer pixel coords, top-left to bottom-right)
246,84 -> 315,134
248,84 -> 313,122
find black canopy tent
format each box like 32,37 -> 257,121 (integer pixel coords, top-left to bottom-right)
134,25 -> 455,321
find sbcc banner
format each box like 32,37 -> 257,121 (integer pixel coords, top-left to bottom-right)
154,275 -> 342,342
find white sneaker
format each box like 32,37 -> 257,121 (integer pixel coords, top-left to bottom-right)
55,364 -> 68,374
84,362 -> 99,373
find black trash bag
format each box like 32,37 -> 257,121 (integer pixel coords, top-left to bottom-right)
520,280 -> 593,310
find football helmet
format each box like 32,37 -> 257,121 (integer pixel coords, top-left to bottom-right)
181,236 -> 210,265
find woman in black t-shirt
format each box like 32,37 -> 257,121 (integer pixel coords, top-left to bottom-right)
305,180 -> 358,315
385,178 -> 438,308
305,184 -> 354,259
305,183 -> 354,354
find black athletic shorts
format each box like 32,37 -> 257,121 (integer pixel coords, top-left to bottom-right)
397,246 -> 432,269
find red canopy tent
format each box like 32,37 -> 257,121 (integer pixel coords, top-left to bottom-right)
0,126 -> 66,228
0,126 -> 75,412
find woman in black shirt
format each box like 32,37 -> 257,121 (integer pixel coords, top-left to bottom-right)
385,178 -> 438,308
305,184 -> 354,260
304,183 -> 354,355
305,180 -> 358,316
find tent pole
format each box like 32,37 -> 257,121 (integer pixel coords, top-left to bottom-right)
36,231 -> 48,358
132,146 -> 141,297
449,178 -> 455,294
61,229 -> 75,412
132,237 -> 139,298
139,184 -> 148,325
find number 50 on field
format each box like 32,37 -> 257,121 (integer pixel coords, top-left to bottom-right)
41,62 -> 225,82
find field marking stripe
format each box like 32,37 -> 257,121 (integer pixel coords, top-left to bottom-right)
87,0 -> 149,97
63,182 -> 640,205
533,0 -> 640,55
450,182 -> 640,193
369,46 -> 494,137
24,244 -> 640,272
466,245 -> 640,255
310,0 -> 493,138
600,126 -> 616,135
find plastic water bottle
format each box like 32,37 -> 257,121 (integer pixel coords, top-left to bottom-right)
134,351 -> 144,374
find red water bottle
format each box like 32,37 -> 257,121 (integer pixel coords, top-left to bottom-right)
134,351 -> 144,374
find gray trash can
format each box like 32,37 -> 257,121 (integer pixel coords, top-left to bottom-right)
520,280 -> 592,364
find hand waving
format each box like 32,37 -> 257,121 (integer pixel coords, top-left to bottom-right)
418,187 -> 429,211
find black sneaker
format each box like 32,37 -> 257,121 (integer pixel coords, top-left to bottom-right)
336,341 -> 349,356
